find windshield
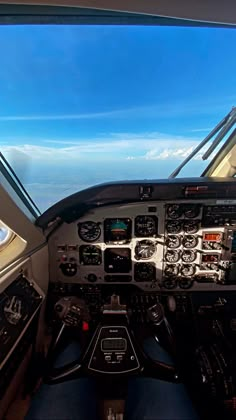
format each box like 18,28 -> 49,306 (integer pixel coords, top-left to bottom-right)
1,24 -> 236,212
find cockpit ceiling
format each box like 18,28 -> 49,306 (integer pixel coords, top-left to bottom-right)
0,0 -> 235,26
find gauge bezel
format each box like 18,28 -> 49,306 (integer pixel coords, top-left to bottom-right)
134,262 -> 156,282
183,204 -> 201,219
78,221 -> 101,242
166,204 -> 183,219
165,249 -> 180,263
166,235 -> 181,249
79,245 -> 102,265
182,235 -> 198,248
134,240 -> 156,260
183,220 -> 199,234
134,215 -> 158,237
164,264 -> 179,277
166,220 -> 182,234
181,249 -> 197,263
181,264 -> 196,276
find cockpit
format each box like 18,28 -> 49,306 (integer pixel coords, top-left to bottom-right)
0,3 -> 236,420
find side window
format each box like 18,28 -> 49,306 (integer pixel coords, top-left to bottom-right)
0,220 -> 27,271
0,220 -> 14,250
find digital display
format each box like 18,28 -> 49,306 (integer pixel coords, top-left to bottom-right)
101,338 -> 126,352
104,218 -> 132,244
202,254 -> 219,263
203,233 -> 222,242
104,248 -> 131,273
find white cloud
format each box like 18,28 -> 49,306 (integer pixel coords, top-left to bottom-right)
1,131 -> 214,163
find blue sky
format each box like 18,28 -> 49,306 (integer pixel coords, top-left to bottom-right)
0,25 -> 236,210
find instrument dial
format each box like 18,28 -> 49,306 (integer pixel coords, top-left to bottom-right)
165,249 -> 180,263
80,245 -> 102,265
134,263 -> 156,282
164,264 -> 179,277
182,249 -> 197,263
167,204 -> 183,219
135,240 -> 156,260
182,235 -> 198,248
178,278 -> 193,289
184,204 -> 200,218
78,221 -> 101,242
181,264 -> 196,276
135,216 -> 158,237
166,220 -> 182,234
166,235 -> 181,249
183,220 -> 199,234
162,278 -> 177,289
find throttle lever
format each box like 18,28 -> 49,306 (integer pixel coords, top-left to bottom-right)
147,303 -> 176,357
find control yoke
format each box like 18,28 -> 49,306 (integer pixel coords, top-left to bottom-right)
45,295 -> 179,385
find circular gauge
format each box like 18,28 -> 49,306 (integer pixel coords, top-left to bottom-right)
166,235 -> 181,249
135,216 -> 157,237
182,250 -> 197,263
183,220 -> 199,234
178,278 -> 193,289
167,204 -> 183,219
166,220 -> 182,234
164,264 -> 179,277
79,245 -> 102,265
183,235 -> 198,248
181,264 -> 196,277
134,263 -> 156,282
165,249 -> 180,263
135,240 -> 156,260
162,278 -> 177,289
184,204 -> 200,218
78,221 -> 101,242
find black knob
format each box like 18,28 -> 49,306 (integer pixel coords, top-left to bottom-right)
55,304 -> 63,313
87,274 -> 97,282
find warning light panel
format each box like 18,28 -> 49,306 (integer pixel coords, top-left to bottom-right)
203,233 -> 222,242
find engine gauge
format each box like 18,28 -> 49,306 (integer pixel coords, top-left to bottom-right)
183,204 -> 201,218
79,245 -> 102,265
181,264 -> 196,277
135,215 -> 158,237
162,278 -> 177,289
164,264 -> 179,277
182,235 -> 198,248
165,249 -> 180,263
183,220 -> 199,234
178,278 -> 193,289
78,221 -> 101,242
167,204 -> 183,219
182,250 -> 197,263
134,263 -> 156,282
166,220 -> 182,234
166,235 -> 181,249
135,240 -> 156,260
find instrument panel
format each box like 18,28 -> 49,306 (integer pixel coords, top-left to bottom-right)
49,200 -> 236,292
